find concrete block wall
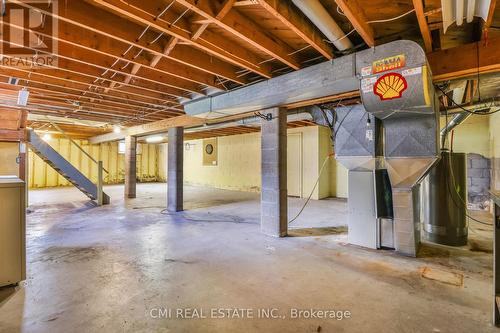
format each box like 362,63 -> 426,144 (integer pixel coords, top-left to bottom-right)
491,113 -> 500,192
467,153 -> 491,209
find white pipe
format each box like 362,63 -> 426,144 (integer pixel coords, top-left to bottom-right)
291,0 -> 353,51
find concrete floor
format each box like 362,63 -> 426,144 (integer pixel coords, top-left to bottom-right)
0,183 -> 496,332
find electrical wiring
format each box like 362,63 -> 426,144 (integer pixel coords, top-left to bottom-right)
441,102 -> 493,226
288,153 -> 334,224
325,9 -> 417,46
336,6 -> 346,16
444,150 -> 493,226
288,104 -> 355,224
324,29 -> 356,44
366,9 -> 416,24
436,85 -> 500,115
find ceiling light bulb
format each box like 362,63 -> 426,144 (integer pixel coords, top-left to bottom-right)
146,136 -> 164,143
113,126 -> 121,134
43,133 -> 51,141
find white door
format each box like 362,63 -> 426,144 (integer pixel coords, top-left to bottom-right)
287,133 -> 302,197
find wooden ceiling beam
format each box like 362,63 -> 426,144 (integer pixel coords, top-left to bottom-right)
13,0 -> 247,85
25,93 -> 180,119
0,87 -> 182,122
54,42 -> 202,96
3,25 -> 201,97
428,37 -> 500,81
0,105 -> 142,124
0,91 -> 173,121
412,0 -> 433,52
175,0 -> 301,69
89,115 -> 206,143
0,92 -> 166,119
482,0 -> 497,38
191,0 -> 237,42
20,19 -> 224,90
257,0 -> 333,59
234,1 -> 259,7
24,101 -> 166,121
0,46 -> 192,100
88,0 -> 272,78
0,129 -> 25,142
334,0 -> 375,47
0,67 -> 180,111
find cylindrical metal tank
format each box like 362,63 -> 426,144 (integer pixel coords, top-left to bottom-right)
423,151 -> 468,246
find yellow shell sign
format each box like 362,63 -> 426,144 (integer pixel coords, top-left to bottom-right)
372,54 -> 406,74
373,73 -> 407,101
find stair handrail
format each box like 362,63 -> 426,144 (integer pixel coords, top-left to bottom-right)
43,118 -> 109,175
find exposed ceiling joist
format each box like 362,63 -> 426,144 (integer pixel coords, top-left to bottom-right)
0,67 -> 178,107
483,0 -> 497,36
12,0 -> 247,85
428,37 -> 500,81
89,115 -> 207,143
175,0 -> 301,69
257,0 -> 334,59
191,0 -> 237,41
334,0 -> 375,47
89,0 -> 273,78
412,0 -> 433,52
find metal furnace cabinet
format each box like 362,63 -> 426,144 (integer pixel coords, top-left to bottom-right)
0,176 -> 26,287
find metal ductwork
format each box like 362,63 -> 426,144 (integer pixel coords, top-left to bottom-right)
333,105 -> 394,249
184,110 -> 313,134
290,0 -> 353,51
356,40 -> 440,256
183,40 -> 428,120
440,111 -> 471,148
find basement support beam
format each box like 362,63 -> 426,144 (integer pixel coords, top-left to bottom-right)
334,0 -> 375,47
260,107 -> 287,237
89,39 -> 500,143
412,0 -> 433,52
124,136 -> 137,199
428,37 -> 500,81
167,127 -> 184,212
483,0 -> 497,37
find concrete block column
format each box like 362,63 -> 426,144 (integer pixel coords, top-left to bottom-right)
124,136 -> 137,199
261,107 -> 287,237
167,127 -> 184,212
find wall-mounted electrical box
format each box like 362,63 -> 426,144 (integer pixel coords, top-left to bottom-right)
202,138 -> 218,166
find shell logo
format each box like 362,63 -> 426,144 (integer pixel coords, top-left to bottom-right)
373,72 -> 408,101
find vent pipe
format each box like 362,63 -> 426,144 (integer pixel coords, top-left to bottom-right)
290,0 -> 353,51
440,111 -> 471,148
